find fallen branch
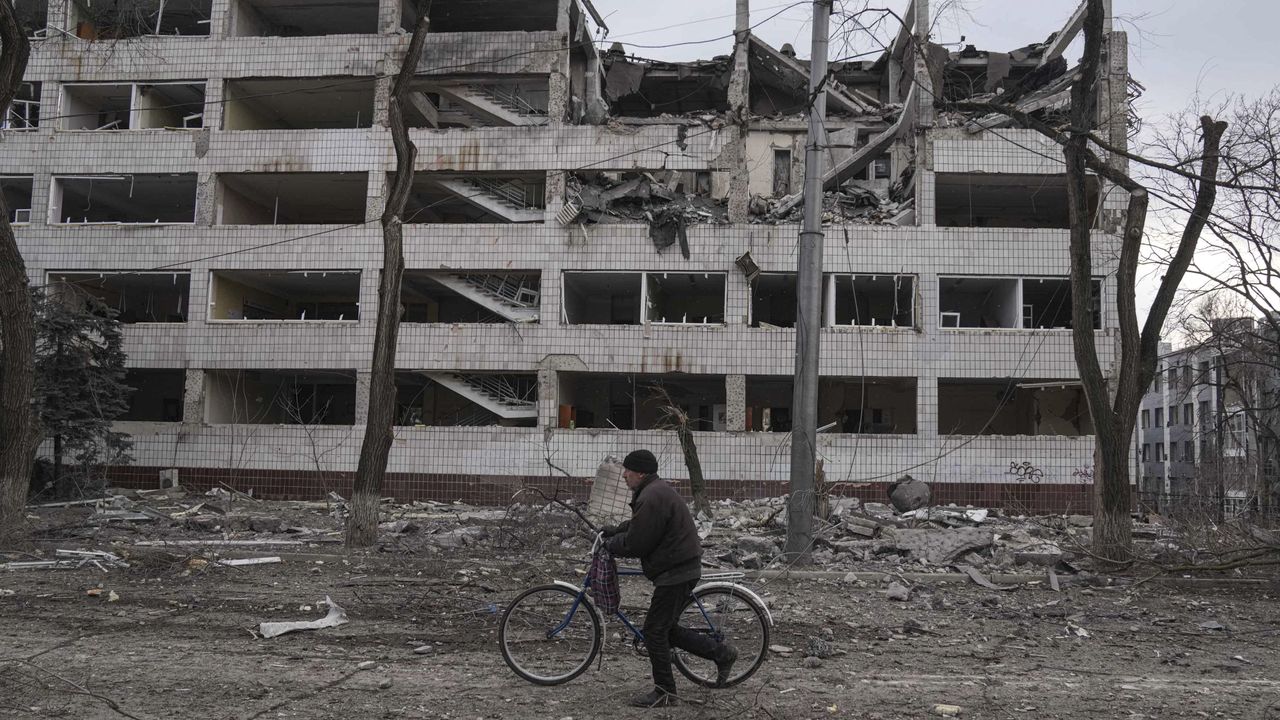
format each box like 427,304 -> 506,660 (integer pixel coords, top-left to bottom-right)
10,660 -> 149,720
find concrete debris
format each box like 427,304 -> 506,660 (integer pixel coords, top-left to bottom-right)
880,527 -> 995,565
885,581 -> 911,602
887,474 -> 931,512
568,171 -> 727,254
2,549 -> 130,572
956,564 -> 1016,591
932,704 -> 963,717
259,596 -> 348,639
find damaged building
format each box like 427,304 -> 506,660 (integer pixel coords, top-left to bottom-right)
6,0 -> 1133,511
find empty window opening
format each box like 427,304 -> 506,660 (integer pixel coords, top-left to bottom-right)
1,176 -> 33,223
50,174 -> 197,224
558,373 -> 725,431
831,274 -> 914,328
396,371 -> 536,427
935,173 -> 1099,229
938,379 -> 1093,436
209,270 -> 359,321
751,273 -> 796,328
772,149 -> 792,196
63,83 -> 204,130
939,276 -> 1019,329
3,81 -> 39,128
16,0 -> 48,38
406,0 -> 557,33
230,0 -> 375,36
121,369 -> 185,421
70,0 -> 211,38
1021,277 -> 1102,329
47,271 -> 190,323
216,172 -> 367,225
403,271 -> 540,323
223,77 -> 374,130
403,174 -> 545,224
746,376 -> 792,432
205,369 -> 357,425
819,377 -> 917,434
408,80 -> 550,128
646,273 -> 725,324
562,272 -> 641,325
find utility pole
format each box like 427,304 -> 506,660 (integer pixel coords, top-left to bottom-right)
786,0 -> 830,561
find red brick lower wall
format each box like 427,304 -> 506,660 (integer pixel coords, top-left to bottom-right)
108,466 -> 1098,515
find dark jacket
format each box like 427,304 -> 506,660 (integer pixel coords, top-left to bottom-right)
606,475 -> 701,586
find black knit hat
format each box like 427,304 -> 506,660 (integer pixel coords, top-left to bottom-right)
622,449 -> 658,474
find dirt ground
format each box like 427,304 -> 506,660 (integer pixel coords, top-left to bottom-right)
3,499 -> 1279,720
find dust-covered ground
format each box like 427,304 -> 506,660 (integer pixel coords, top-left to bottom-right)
2,495 -> 1279,720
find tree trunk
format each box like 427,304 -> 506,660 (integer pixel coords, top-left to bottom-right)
1091,417 -> 1134,564
344,2 -> 432,548
676,423 -> 711,518
0,0 -> 35,538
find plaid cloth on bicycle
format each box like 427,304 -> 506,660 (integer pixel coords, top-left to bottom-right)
588,545 -> 620,615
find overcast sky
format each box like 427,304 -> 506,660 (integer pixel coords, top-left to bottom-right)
590,0 -> 1279,333
591,0 -> 1279,121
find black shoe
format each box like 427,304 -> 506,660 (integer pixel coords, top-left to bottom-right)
714,645 -> 739,687
630,688 -> 679,708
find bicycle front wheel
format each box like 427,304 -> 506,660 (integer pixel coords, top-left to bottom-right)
499,584 -> 602,685
673,586 -> 770,688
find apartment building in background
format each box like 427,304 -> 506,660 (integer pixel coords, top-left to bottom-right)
4,0 -> 1135,511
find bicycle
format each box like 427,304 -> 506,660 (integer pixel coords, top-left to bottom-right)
499,532 -> 773,687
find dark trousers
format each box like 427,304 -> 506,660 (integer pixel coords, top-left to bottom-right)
642,579 -> 721,693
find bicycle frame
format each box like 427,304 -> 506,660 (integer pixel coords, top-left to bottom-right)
547,536 -> 774,643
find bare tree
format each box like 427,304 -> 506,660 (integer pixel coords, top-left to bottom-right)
651,385 -> 712,518
0,0 -> 36,537
345,0 -> 433,547
953,0 -> 1228,565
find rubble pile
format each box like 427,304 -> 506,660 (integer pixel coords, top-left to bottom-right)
567,171 -> 728,256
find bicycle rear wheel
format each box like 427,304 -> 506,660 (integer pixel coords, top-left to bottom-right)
499,584 -> 602,685
673,586 -> 770,688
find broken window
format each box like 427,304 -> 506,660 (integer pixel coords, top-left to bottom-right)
204,369 -> 357,425
50,174 -> 197,224
208,270 -> 359,321
230,0 -> 376,36
745,376 -> 793,432
934,174 -> 1099,229
562,272 -> 640,325
750,273 -> 796,328
938,277 -> 1019,329
1020,277 -> 1102,329
121,369 -> 185,421
70,0 -> 212,38
15,0 -> 48,38
47,271 -> 190,323
820,377 -> 917,434
395,371 -> 536,427
403,271 -> 540,323
1,176 -> 33,223
223,78 -> 374,130
403,174 -> 545,224
645,273 -> 725,324
830,274 -> 914,328
410,0 -> 557,33
63,82 -> 206,130
558,373 -> 725,431
216,172 -> 367,225
407,81 -> 550,128
938,379 -> 1092,436
3,81 -> 39,128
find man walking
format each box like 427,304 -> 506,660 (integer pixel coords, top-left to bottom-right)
604,449 -> 737,707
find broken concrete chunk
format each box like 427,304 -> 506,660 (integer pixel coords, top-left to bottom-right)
734,536 -> 780,558
887,474 -> 931,512
886,581 -> 911,602
881,527 -> 994,565
259,596 -> 348,639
